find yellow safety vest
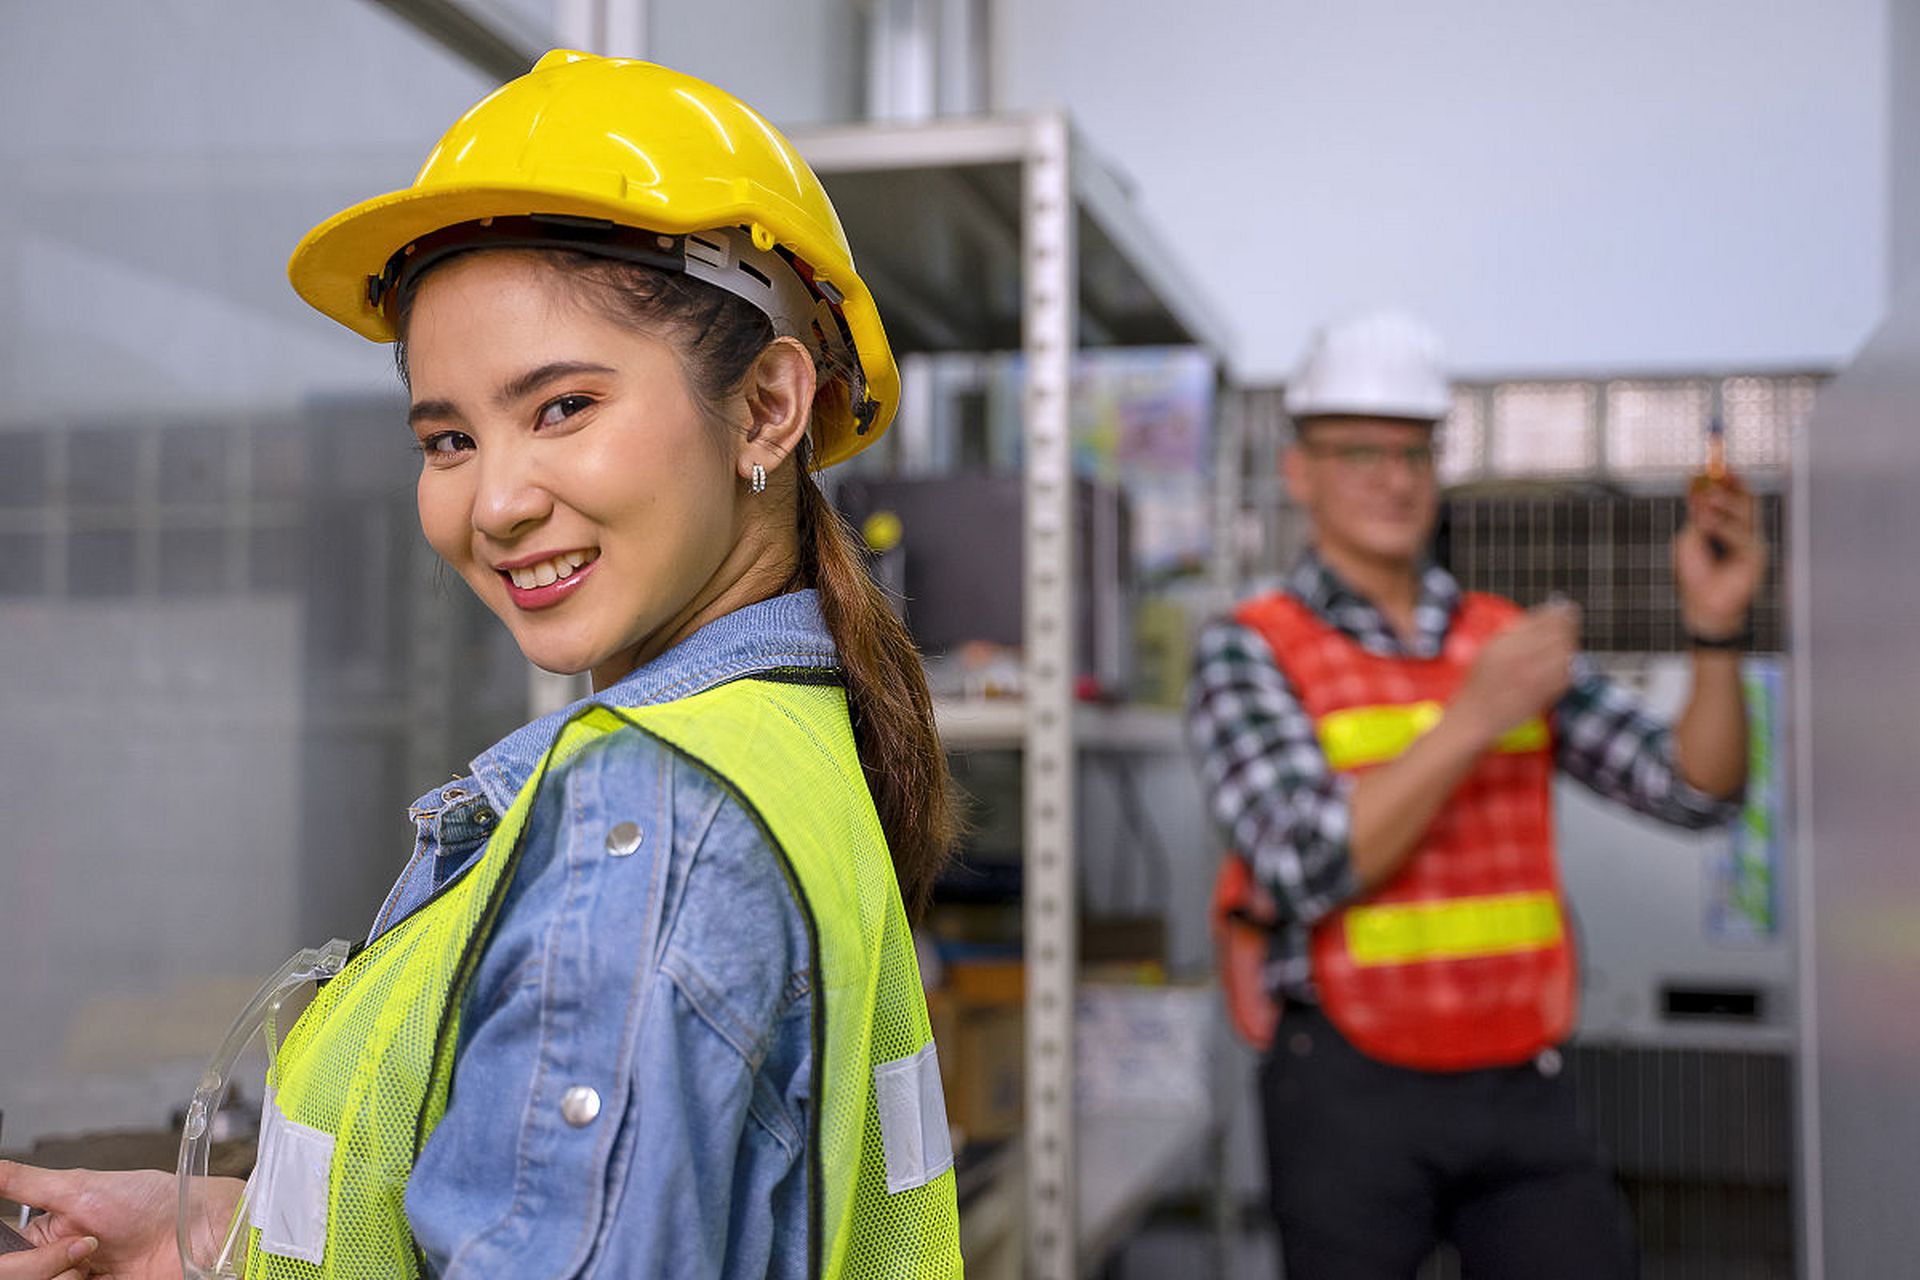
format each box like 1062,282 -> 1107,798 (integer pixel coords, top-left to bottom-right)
242,675 -> 962,1278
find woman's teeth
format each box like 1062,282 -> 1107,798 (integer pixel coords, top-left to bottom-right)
507,550 -> 592,590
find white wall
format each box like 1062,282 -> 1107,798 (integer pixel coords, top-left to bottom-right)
0,2 -> 498,424
649,0 -> 864,126
0,1 -> 494,1145
1891,0 -> 1920,294
0,600 -> 305,1141
992,0 -> 1887,381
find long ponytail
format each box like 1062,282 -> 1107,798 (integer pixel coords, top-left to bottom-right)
793,453 -> 959,917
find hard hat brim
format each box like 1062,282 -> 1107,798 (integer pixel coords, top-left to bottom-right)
1286,400 -> 1449,426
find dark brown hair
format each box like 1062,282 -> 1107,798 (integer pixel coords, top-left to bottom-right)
395,249 -> 958,915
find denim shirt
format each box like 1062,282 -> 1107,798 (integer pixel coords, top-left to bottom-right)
371,592 -> 838,1279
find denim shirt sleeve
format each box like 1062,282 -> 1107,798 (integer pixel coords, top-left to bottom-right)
404,726 -> 817,1280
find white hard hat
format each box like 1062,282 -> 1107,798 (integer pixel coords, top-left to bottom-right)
1284,309 -> 1452,423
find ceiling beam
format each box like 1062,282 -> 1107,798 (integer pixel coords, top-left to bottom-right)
360,0 -> 550,83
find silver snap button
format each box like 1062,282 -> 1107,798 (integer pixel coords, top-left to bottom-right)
1536,1047 -> 1564,1078
561,1085 -> 601,1127
605,822 -> 643,857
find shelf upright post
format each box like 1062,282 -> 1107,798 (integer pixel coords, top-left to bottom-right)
1214,381 -> 1244,599
1022,110 -> 1080,1280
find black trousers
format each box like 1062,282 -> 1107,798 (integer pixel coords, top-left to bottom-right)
1260,1004 -> 1637,1280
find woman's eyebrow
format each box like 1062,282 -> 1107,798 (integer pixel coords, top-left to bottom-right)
407,361 -> 617,429
408,398 -> 459,429
495,361 -> 618,408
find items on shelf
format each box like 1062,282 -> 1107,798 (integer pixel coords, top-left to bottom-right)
1130,594 -> 1199,710
927,983 -> 1025,1150
1074,981 -> 1217,1118
835,472 -> 1136,698
1079,913 -> 1167,972
922,642 -> 1025,702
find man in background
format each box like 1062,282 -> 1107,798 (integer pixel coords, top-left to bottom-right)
1188,310 -> 1762,1277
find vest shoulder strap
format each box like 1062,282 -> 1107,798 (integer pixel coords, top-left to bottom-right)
1236,587 -> 1524,647
1231,590 -> 1318,646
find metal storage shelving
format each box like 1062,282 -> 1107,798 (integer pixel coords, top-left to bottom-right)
789,113 -> 1232,1277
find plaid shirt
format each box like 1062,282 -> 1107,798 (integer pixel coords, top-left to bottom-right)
1186,551 -> 1742,1001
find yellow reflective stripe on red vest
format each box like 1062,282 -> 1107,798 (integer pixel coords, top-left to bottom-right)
1316,701 -> 1549,772
1344,891 -> 1565,967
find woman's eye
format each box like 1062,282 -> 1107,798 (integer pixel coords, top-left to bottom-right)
417,431 -> 475,457
538,395 -> 595,428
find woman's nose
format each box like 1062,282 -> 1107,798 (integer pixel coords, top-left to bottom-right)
471,441 -> 554,541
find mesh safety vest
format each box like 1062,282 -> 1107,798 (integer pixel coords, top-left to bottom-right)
242,675 -> 962,1278
1236,592 -> 1576,1071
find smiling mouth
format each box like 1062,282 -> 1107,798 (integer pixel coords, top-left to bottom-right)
499,549 -> 599,590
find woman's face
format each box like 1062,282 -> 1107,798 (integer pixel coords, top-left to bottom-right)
403,252 -> 747,686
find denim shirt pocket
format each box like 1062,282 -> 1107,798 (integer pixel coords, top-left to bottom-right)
429,787 -> 500,890
370,784 -> 502,943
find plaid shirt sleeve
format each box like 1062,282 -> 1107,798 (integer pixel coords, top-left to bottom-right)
1185,617 -> 1362,927
1553,656 -> 1745,829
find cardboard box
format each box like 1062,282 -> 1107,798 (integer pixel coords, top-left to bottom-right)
945,959 -> 1024,1005
928,990 -> 1025,1149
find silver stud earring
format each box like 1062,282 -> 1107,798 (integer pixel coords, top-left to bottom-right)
750,463 -> 767,495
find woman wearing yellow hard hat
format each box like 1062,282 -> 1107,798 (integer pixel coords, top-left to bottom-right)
0,50 -> 963,1280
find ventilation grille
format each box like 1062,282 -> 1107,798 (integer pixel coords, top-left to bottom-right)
1417,1045 -> 1795,1280
1570,1044 -> 1795,1279
1437,490 -> 1786,653
0,420 -> 314,598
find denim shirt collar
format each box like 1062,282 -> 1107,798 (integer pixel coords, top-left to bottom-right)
461,590 -> 839,816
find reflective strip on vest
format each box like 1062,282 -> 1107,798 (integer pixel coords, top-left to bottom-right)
1317,701 -> 1549,772
1344,890 -> 1565,967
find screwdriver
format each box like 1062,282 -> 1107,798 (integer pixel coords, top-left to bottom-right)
1688,416 -> 1745,560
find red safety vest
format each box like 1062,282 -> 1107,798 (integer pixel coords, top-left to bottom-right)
1227,590 -> 1576,1071
1210,852 -> 1281,1052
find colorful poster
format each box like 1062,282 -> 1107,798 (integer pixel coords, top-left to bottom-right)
980,346 -> 1215,579
1708,658 -> 1784,941
1071,348 -> 1215,580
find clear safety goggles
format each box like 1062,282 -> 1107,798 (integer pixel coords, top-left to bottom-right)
176,939 -> 354,1279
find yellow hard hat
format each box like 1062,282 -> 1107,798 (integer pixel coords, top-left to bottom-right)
288,49 -> 896,468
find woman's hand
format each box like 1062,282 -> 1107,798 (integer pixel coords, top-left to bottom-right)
0,1224 -> 97,1280
0,1161 -> 246,1280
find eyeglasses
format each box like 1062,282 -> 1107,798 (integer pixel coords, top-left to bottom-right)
1302,441 -> 1439,475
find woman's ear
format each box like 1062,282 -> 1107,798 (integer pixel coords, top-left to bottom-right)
737,336 -> 816,482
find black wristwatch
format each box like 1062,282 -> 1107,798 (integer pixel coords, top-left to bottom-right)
1685,626 -> 1752,651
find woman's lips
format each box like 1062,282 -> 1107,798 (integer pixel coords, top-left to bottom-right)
500,554 -> 599,611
